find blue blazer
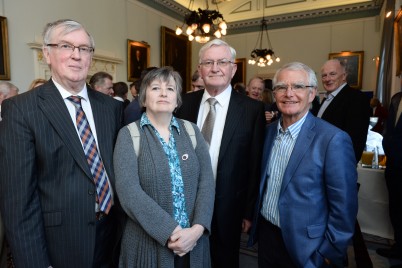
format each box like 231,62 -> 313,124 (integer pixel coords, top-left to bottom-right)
249,112 -> 358,268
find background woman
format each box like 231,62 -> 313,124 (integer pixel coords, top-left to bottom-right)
114,67 -> 215,268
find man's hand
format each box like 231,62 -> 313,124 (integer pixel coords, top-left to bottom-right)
242,219 -> 252,233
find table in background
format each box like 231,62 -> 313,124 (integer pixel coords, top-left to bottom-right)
357,164 -> 394,239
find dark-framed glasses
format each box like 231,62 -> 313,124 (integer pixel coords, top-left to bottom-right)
199,59 -> 234,68
46,43 -> 94,55
273,84 -> 315,93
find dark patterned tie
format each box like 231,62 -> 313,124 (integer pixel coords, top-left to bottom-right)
201,98 -> 218,145
67,96 -> 112,214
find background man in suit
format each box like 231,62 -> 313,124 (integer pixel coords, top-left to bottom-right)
0,19 -> 123,268
250,62 -> 357,267
89,71 -> 114,96
376,92 -> 402,266
176,39 -> 265,268
0,81 -> 18,267
318,59 -> 372,267
0,81 -> 18,121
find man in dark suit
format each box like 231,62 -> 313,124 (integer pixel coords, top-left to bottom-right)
0,19 -> 123,268
318,59 -> 371,161
376,92 -> 402,266
176,39 -> 265,268
318,59 -> 372,267
249,62 -> 357,267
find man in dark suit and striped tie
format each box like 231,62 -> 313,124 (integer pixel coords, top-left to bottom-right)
0,19 -> 123,268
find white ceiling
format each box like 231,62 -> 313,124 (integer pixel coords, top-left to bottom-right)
140,0 -> 383,33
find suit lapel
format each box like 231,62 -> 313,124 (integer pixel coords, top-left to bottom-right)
87,89 -> 115,180
259,122 -> 278,196
321,85 -> 349,119
37,81 -> 93,181
218,91 -> 242,162
280,113 -> 316,196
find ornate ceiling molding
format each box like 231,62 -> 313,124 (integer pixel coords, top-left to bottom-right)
139,0 -> 383,34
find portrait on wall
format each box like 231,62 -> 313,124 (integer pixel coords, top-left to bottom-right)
329,51 -> 364,89
127,40 -> 150,82
161,26 -> 191,92
0,16 -> 10,80
231,58 -> 246,87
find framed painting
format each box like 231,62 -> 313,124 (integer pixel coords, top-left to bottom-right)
161,26 -> 191,92
127,40 -> 150,82
0,16 -> 10,80
231,58 -> 246,87
328,51 -> 364,89
395,9 -> 402,75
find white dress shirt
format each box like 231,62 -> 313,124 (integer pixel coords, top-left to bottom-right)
53,79 -> 114,211
317,82 -> 346,118
197,85 -> 232,181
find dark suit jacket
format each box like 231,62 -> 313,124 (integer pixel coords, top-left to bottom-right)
176,89 -> 265,247
250,113 -> 358,267
320,84 -> 371,162
0,80 -> 123,268
383,92 -> 402,172
123,98 -> 142,126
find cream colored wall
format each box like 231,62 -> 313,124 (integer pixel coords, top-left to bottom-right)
0,0 -> 383,95
192,17 -> 381,93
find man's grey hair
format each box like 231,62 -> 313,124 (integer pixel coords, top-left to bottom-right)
0,81 -> 19,97
273,62 -> 318,89
42,19 -> 95,50
198,39 -> 236,63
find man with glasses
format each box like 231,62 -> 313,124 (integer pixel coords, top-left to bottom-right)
318,59 -> 372,267
176,39 -> 265,268
249,62 -> 358,267
0,19 -> 123,268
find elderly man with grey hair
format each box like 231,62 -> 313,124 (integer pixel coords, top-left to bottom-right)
0,81 -> 18,267
0,81 -> 19,121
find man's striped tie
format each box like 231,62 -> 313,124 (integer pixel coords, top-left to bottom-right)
67,96 -> 112,214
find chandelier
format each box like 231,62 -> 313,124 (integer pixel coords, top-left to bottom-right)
175,0 -> 227,43
248,17 -> 280,67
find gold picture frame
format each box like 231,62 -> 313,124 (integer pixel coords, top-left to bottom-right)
0,16 -> 10,80
231,58 -> 246,86
329,51 -> 364,89
161,26 -> 191,92
127,40 -> 150,82
394,9 -> 402,76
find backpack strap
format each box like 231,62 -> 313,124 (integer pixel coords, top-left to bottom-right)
126,120 -> 197,158
127,122 -> 140,157
181,119 -> 197,149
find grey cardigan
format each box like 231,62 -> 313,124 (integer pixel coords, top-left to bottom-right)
114,119 -> 215,268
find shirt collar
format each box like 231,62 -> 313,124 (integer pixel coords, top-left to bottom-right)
326,82 -> 346,99
277,111 -> 308,139
139,112 -> 181,134
53,78 -> 89,102
201,85 -> 232,108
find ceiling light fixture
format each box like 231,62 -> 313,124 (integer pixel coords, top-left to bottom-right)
175,0 -> 227,43
248,10 -> 280,67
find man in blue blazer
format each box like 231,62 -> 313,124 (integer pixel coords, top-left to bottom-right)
249,62 -> 358,267
0,19 -> 123,268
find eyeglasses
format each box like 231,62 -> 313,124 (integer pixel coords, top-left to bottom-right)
321,72 -> 344,79
273,84 -> 315,94
46,43 -> 94,55
199,59 -> 234,68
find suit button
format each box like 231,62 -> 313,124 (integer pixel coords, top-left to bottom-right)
88,189 -> 95,195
